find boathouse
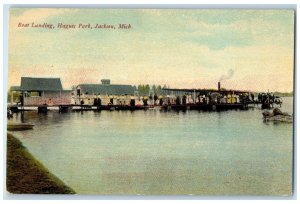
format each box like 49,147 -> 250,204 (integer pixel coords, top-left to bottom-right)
10,77 -> 72,106
74,79 -> 136,105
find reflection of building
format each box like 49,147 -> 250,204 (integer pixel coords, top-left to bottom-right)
74,79 -> 136,105
10,77 -> 71,106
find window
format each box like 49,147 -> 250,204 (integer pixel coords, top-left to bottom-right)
30,91 -> 41,97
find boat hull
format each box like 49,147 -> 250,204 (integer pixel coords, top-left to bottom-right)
7,123 -> 34,131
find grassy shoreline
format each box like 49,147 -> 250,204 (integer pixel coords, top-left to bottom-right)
6,133 -> 76,194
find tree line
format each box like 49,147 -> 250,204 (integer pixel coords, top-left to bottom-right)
136,84 -> 168,96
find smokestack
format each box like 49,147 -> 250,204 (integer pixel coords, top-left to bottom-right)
218,82 -> 221,91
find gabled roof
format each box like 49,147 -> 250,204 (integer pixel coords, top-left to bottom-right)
20,77 -> 63,91
10,86 -> 21,91
78,84 -> 135,95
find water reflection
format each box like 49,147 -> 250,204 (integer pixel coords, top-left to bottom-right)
9,97 -> 294,195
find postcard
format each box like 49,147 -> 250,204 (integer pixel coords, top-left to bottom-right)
6,8 -> 294,196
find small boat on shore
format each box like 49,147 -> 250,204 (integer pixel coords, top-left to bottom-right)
7,122 -> 34,131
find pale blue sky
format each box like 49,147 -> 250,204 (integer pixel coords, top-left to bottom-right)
9,9 -> 294,92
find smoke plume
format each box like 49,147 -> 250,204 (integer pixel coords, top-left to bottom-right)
219,69 -> 234,82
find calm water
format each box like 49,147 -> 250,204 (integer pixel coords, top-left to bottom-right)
9,98 -> 294,195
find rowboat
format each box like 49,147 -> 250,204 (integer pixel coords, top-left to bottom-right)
7,122 -> 34,131
262,108 -> 293,123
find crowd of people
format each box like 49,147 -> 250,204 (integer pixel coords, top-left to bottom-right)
65,92 -> 282,107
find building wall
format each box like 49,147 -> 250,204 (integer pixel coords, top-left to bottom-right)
73,94 -> 133,105
24,91 -> 72,106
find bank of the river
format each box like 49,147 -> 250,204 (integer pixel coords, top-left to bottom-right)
6,133 -> 75,194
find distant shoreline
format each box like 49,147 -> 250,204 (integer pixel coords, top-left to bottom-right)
6,133 -> 76,194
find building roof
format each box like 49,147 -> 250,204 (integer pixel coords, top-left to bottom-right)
20,77 -> 63,91
77,84 -> 135,95
10,86 -> 21,91
162,88 -> 251,95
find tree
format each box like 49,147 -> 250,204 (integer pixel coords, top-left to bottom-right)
138,85 -> 143,95
152,85 -> 157,94
145,84 -> 150,95
156,85 -> 162,95
7,91 -> 21,103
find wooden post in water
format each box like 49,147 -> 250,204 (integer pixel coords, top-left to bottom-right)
22,91 -> 25,106
11,91 -> 13,105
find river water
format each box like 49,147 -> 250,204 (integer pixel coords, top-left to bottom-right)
8,97 -> 294,195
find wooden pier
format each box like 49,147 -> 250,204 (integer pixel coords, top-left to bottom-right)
7,102 -> 253,113
8,77 -> 282,114
8,104 -> 149,113
161,103 -> 248,111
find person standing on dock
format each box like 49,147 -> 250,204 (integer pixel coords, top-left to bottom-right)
109,95 -> 113,105
217,95 -> 221,104
154,94 -> 158,105
167,97 -> 171,105
130,96 -> 135,107
182,95 -> 187,105
176,96 -> 181,105
97,97 -> 101,106
159,95 -> 163,106
197,94 -> 201,104
93,95 -> 98,106
143,96 -> 148,106
202,95 -> 206,104
19,94 -> 24,106
208,94 -> 212,104
251,93 -> 255,102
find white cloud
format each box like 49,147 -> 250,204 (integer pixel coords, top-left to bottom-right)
8,9 -> 294,92
10,8 -> 77,25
